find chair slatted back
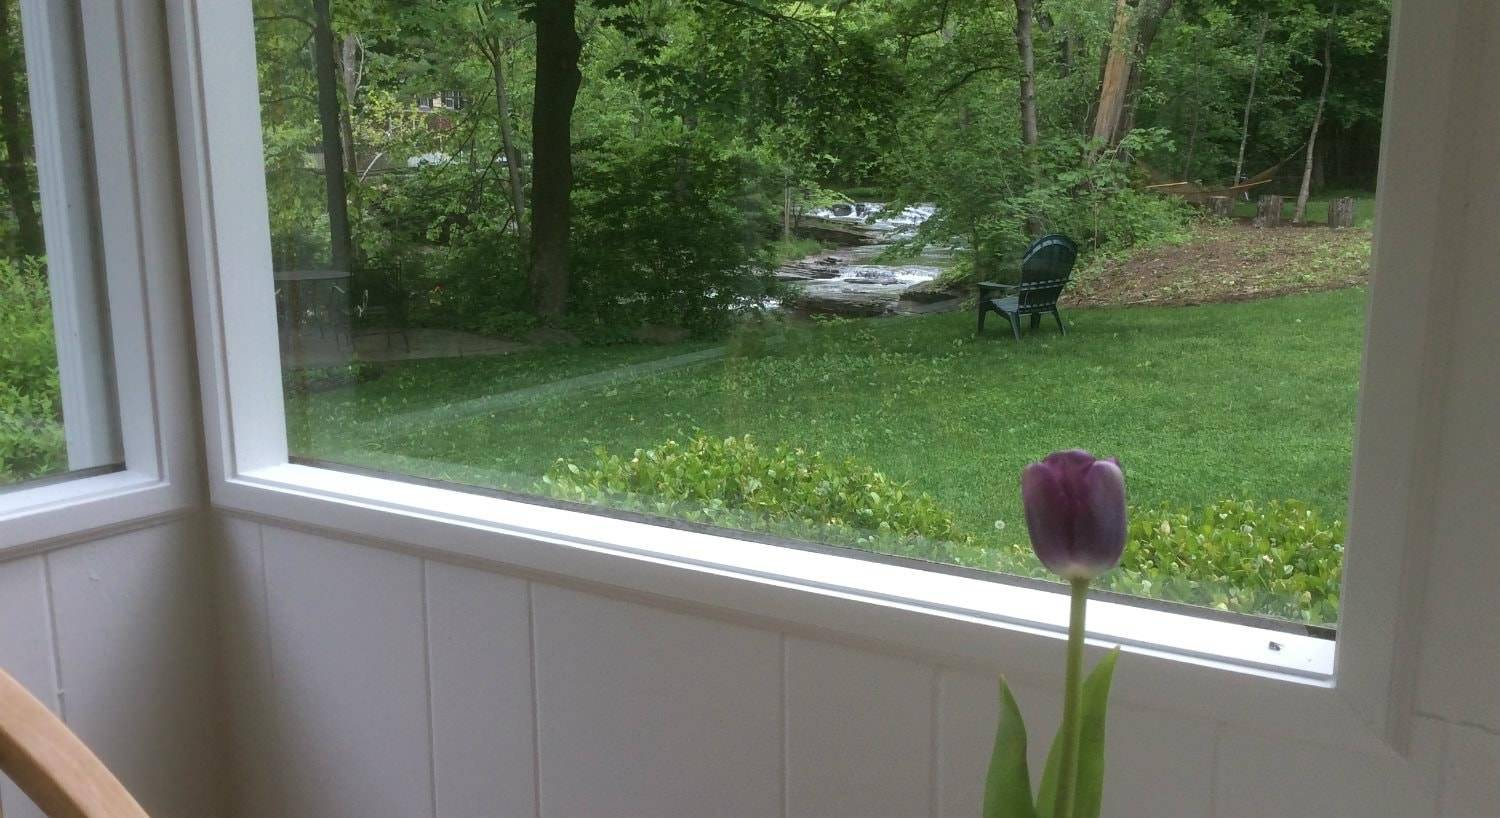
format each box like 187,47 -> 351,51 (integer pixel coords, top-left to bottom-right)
1017,234 -> 1078,310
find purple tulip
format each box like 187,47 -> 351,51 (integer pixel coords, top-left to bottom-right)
1021,450 -> 1127,581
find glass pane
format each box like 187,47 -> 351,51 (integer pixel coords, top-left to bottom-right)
256,0 -> 1389,629
0,1 -> 121,490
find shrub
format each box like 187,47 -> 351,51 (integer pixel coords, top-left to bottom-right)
568,132 -> 779,338
540,434 -> 986,565
420,234 -> 532,337
1000,498 -> 1344,624
0,256 -> 65,481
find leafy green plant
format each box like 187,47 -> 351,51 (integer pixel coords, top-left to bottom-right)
1000,498 -> 1344,624
568,131 -> 779,338
539,434 -> 984,564
0,256 -> 65,482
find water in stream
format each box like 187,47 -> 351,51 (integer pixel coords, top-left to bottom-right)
777,203 -> 963,316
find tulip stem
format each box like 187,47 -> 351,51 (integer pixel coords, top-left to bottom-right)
1055,577 -> 1090,818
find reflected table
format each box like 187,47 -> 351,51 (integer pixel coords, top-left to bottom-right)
274,268 -> 353,358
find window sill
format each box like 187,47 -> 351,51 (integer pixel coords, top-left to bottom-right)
0,470 -> 193,553
216,462 -> 1393,752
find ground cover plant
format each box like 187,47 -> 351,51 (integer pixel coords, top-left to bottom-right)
0,256 -> 64,483
288,284 -> 1366,624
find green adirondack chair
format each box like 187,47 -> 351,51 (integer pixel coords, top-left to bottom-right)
977,234 -> 1078,340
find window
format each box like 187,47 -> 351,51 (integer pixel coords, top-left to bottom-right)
0,0 -> 120,491
241,0 -> 1389,631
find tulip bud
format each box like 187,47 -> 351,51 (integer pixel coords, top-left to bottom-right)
1021,449 -> 1127,581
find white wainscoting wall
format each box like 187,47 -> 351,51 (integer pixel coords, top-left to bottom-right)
216,513 -> 1498,818
0,517 -> 226,818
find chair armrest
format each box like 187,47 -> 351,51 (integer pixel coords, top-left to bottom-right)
977,281 -> 1017,295
0,668 -> 149,818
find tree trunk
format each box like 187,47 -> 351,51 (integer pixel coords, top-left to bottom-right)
1091,0 -> 1133,146
1255,194 -> 1284,228
339,33 -> 360,178
338,33 -> 362,236
1015,0 -> 1039,150
1014,0 -> 1044,236
1328,196 -> 1355,228
1180,103 -> 1200,177
312,0 -> 353,271
781,179 -> 797,242
1234,15 -> 1269,185
1294,3 -> 1337,224
1207,196 -> 1233,218
484,36 -> 529,248
1117,0 -> 1175,145
529,0 -> 582,319
0,0 -> 42,258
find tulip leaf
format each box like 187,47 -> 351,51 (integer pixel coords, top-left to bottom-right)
1035,648 -> 1121,818
983,679 -> 1037,818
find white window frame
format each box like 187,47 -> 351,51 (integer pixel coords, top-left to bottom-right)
170,0 -> 1440,757
0,0 -> 198,551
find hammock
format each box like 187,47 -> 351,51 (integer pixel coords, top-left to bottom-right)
1140,151 -> 1300,203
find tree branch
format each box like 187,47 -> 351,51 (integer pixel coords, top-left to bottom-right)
702,0 -> 836,43
254,13 -> 313,29
935,62 -> 1009,101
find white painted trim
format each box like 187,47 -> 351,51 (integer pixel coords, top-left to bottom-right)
0,0 -> 200,553
172,0 -> 1438,757
167,0 -> 287,484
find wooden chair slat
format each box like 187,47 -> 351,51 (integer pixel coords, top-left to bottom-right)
0,669 -> 149,818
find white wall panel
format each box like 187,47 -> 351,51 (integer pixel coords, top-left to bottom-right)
0,555 -> 56,818
216,518 -> 282,818
261,528 -> 433,818
938,671 -> 1043,818
47,522 -> 225,818
211,519 -> 1500,818
784,639 -> 933,818
532,584 -> 782,818
1440,722 -> 1500,818
425,560 -> 537,818
1214,718 -> 1444,818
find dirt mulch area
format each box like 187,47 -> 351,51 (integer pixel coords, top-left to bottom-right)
1064,222 -> 1371,309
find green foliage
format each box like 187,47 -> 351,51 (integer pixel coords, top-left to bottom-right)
417,233 -> 532,338
898,123 -> 1194,277
1015,132 -> 1197,253
569,132 -> 779,338
1117,499 -> 1344,624
0,256 -> 65,481
1004,499 -> 1344,624
767,237 -> 825,266
541,434 -> 983,563
1034,649 -> 1119,818
985,681 -> 1038,818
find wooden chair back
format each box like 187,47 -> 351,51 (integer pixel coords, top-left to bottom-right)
0,668 -> 148,818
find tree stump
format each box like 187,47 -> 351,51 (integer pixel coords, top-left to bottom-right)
1254,195 -> 1284,228
1328,196 -> 1356,229
1207,196 -> 1233,218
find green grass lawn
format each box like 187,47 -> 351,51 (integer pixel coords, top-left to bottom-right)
290,287 -> 1367,565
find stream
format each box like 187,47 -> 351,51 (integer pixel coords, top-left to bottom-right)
776,203 -> 966,317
